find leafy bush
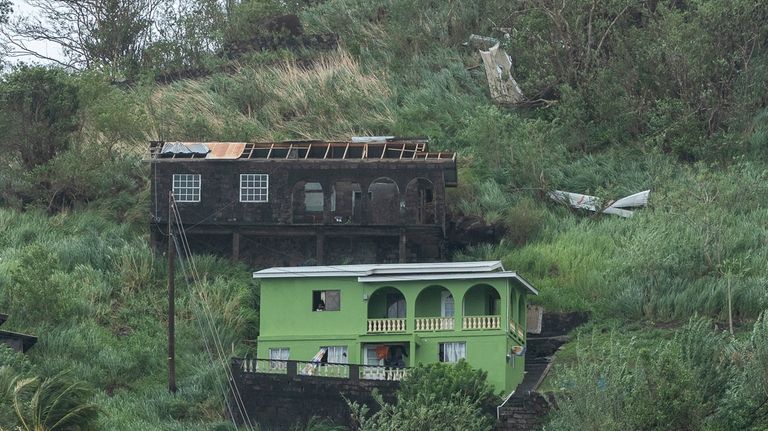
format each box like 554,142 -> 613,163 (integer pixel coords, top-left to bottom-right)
348,361 -> 498,431
547,317 -> 760,431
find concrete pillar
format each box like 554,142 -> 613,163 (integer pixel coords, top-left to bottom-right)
399,229 -> 407,263
316,231 -> 325,265
231,232 -> 240,263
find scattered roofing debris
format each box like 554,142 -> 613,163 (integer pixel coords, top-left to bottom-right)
468,34 -> 525,105
0,313 -> 37,353
549,190 -> 650,218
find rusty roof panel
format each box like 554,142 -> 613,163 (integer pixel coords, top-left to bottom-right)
205,142 -> 246,159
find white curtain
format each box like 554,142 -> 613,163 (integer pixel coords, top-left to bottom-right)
269,348 -> 289,369
444,342 -> 466,363
269,348 -> 289,360
326,346 -> 348,364
441,291 -> 455,317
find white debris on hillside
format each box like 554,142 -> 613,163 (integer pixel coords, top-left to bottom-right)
468,34 -> 524,105
549,190 -> 650,218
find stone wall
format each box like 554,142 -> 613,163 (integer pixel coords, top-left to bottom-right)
497,392 -> 555,431
230,365 -> 399,429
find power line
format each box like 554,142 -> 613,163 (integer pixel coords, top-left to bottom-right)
169,196 -> 256,430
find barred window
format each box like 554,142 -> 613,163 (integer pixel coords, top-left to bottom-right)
172,174 -> 201,202
240,174 -> 269,202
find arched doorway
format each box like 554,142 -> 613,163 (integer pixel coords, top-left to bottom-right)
462,284 -> 502,330
415,285 -> 454,330
331,181 -> 362,224
292,181 -> 324,223
368,178 -> 400,224
367,286 -> 407,333
405,178 -> 436,224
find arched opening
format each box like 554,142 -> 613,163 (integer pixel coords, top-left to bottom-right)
368,286 -> 406,319
292,181 -> 324,223
405,178 -> 436,224
415,285 -> 454,331
462,284 -> 502,330
368,178 -> 400,224
331,181 -> 362,224
367,286 -> 407,333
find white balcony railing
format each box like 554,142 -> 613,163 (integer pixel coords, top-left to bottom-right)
367,318 -> 406,333
361,366 -> 408,381
509,320 -> 526,340
462,315 -> 501,330
414,317 -> 454,331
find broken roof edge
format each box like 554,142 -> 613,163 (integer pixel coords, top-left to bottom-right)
253,261 -> 505,279
0,329 -> 38,351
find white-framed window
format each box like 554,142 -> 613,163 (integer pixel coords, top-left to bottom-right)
172,174 -> 201,202
269,347 -> 290,369
240,173 -> 269,202
439,342 -> 466,363
312,290 -> 340,311
322,346 -> 348,364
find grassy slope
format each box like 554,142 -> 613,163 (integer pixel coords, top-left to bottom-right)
1,0 -> 768,429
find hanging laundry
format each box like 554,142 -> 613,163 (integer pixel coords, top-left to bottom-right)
376,345 -> 389,360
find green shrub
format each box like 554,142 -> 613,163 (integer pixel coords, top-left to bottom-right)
348,361 -> 498,431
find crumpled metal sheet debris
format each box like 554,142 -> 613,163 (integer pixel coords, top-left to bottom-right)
479,42 -> 524,105
549,190 -> 650,218
160,142 -> 210,155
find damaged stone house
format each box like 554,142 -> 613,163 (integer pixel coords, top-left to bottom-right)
148,137 -> 457,266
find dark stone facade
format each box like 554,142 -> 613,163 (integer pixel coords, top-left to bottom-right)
150,157 -> 455,265
230,364 -> 399,429
497,392 -> 555,431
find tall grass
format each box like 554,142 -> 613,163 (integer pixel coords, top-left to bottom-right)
142,50 -> 394,142
0,208 -> 258,430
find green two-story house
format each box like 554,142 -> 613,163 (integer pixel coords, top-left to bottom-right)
252,261 -> 538,394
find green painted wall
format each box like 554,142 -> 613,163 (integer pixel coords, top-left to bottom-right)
256,276 -> 533,394
414,285 -> 446,317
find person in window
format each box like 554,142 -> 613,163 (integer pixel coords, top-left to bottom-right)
389,346 -> 406,369
315,300 -> 325,311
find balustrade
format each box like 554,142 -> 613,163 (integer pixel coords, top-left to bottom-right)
367,318 -> 406,333
462,315 -> 501,330
414,317 -> 454,331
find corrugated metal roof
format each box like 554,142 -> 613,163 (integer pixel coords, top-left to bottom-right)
252,261 -> 537,295
253,261 -> 504,278
161,142 -> 210,155
206,142 -> 246,159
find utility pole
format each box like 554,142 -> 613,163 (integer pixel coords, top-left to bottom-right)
168,192 -> 177,393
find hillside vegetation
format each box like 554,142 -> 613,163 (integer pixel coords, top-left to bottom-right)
0,0 -> 767,429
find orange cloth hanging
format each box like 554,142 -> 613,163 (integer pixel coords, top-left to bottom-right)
376,345 -> 389,360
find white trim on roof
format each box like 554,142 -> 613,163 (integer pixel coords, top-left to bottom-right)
253,261 -> 504,279
358,272 -> 538,295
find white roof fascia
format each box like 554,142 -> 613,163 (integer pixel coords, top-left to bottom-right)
358,272 -> 539,296
253,261 -> 504,279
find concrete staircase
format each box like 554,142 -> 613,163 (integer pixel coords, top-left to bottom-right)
496,312 -> 589,431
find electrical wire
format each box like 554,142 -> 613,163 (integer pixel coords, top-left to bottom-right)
170,201 -> 254,428
169,196 -> 256,430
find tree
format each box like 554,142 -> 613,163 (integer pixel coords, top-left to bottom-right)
9,374 -> 99,431
1,0 -> 165,75
0,65 -> 80,170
